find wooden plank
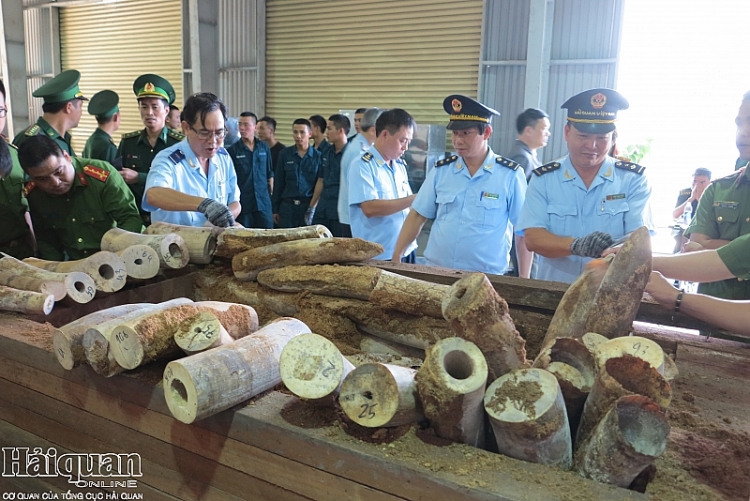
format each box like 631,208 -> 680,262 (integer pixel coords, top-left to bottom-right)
0,378 -> 312,501
0,417 -> 178,501
0,357 -> 407,501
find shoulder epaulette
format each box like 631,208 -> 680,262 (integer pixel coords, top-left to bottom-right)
496,155 -> 518,170
22,181 -> 35,197
679,188 -> 692,196
532,161 -> 561,177
168,130 -> 185,141
168,149 -> 186,164
435,155 -> 458,168
83,164 -> 110,182
715,170 -> 742,183
121,130 -> 141,139
614,160 -> 646,175
362,152 -> 373,162
24,124 -> 41,137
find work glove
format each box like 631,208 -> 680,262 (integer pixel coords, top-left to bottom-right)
197,198 -> 235,228
304,206 -> 316,226
570,231 -> 614,258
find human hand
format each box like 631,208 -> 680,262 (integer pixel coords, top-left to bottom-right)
570,231 -> 614,258
197,198 -> 235,227
273,213 -> 280,225
119,167 -> 139,184
304,207 -> 316,226
644,271 -> 680,309
682,241 -> 704,253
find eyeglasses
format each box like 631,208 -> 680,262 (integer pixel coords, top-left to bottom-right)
0,107 -> 7,118
188,124 -> 227,140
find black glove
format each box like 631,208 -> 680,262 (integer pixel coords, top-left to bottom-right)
197,198 -> 235,227
304,207 -> 316,226
570,231 -> 614,258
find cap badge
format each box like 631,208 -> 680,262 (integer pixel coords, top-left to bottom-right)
591,93 -> 607,109
145,82 -> 155,92
452,99 -> 462,113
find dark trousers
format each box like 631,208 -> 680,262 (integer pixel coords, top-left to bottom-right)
339,224 -> 353,238
401,250 -> 416,264
278,198 -> 311,228
311,214 -> 345,237
238,210 -> 273,229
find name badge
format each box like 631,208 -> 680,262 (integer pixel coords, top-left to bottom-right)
606,193 -> 626,201
236,154 -> 246,159
480,191 -> 499,200
714,201 -> 738,209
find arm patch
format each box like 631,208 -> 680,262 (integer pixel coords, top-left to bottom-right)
496,155 -> 518,170
435,155 -> 458,168
614,160 -> 646,175
532,162 -> 561,177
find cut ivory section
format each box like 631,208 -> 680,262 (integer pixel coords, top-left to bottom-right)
280,333 -> 355,401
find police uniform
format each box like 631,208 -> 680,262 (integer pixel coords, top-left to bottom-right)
684,164 -> 750,299
13,70 -> 87,156
82,90 -> 119,164
143,139 -> 240,227
0,139 -> 34,259
312,142 -> 349,237
338,132 -> 371,226
517,88 -> 653,284
226,137 -> 274,229
25,158 -> 143,261
271,145 -> 321,228
116,74 -> 184,223
349,146 -> 416,260
717,231 -> 750,280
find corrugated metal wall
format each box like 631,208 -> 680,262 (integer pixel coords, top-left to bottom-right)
218,0 -> 264,117
265,0 -> 483,144
480,0 -> 530,156
58,0 -> 182,154
22,5 -> 58,123
480,0 -> 624,162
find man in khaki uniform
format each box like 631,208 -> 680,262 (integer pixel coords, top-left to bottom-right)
19,135 -> 142,261
13,69 -> 87,157
116,74 -> 184,224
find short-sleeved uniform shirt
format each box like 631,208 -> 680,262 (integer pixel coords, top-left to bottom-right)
685,167 -> 750,299
116,127 -> 184,212
348,147 -> 416,260
25,158 -> 143,261
717,231 -> 750,280
143,139 -> 240,227
338,132 -> 371,224
226,138 -> 273,214
518,155 -> 653,284
413,149 -> 527,275
13,117 -> 76,157
0,140 -> 33,259
271,145 -> 321,213
82,128 -> 118,164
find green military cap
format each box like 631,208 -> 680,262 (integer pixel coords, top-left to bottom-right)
32,70 -> 88,104
87,90 -> 119,118
133,74 -> 176,104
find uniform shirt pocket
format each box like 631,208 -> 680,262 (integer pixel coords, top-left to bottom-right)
598,200 -> 629,217
436,193 -> 457,221
475,196 -> 504,228
715,206 -> 740,240
547,204 -> 578,235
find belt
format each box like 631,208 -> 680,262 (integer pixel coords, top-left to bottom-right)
281,197 -> 311,206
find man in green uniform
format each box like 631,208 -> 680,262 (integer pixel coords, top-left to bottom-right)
683,92 -> 750,300
13,69 -> 87,157
116,74 -> 184,224
82,90 -> 120,165
18,135 -> 143,261
0,79 -> 35,259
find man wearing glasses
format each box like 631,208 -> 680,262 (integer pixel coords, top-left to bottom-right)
143,92 -> 240,228
13,70 -> 86,157
117,74 -> 184,224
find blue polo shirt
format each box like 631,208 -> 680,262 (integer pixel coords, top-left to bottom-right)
413,148 -> 527,275
348,146 -> 417,260
143,139 -> 240,227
